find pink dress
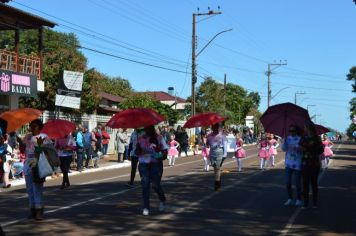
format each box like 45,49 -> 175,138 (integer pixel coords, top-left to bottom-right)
168,140 -> 179,156
235,138 -> 246,158
258,140 -> 270,159
268,139 -> 278,156
322,140 -> 333,157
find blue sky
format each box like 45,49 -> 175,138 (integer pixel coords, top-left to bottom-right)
8,0 -> 356,132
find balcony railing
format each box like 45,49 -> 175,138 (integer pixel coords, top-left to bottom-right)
0,49 -> 40,78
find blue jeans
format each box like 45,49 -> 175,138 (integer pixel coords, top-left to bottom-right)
76,148 -> 84,170
138,161 -> 166,210
25,172 -> 44,208
102,144 -> 108,155
285,167 -> 302,200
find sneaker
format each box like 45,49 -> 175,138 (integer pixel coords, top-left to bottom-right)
295,200 -> 303,207
284,199 -> 293,206
125,182 -> 134,188
142,208 -> 149,216
159,202 -> 165,212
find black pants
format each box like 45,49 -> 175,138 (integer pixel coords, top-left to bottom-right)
60,155 -> 73,186
84,147 -> 93,168
129,156 -> 139,184
302,164 -> 320,206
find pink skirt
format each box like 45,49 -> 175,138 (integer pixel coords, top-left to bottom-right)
168,148 -> 178,156
235,148 -> 246,158
323,147 -> 333,157
202,147 -> 210,157
269,147 -> 277,156
259,149 -> 270,159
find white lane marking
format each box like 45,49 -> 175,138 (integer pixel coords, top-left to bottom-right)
279,144 -> 341,236
126,159 -> 286,236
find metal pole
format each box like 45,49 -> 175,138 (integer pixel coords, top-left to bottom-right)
191,13 -> 196,116
267,64 -> 271,107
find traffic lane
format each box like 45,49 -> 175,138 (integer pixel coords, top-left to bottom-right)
3,164 -> 280,236
2,148 -> 264,235
288,143 -> 356,236
2,154 -> 290,235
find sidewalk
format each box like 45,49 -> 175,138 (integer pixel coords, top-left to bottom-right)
3,150 -> 199,188
4,143 -> 257,188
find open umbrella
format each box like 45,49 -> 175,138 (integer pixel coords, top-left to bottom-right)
106,108 -> 165,129
260,102 -> 310,137
315,124 -> 330,135
0,108 -> 42,133
183,112 -> 225,128
41,119 -> 76,139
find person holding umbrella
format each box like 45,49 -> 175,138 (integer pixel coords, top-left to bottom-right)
299,120 -> 324,209
206,123 -> 227,191
282,125 -> 303,207
136,125 -> 168,216
55,134 -> 76,189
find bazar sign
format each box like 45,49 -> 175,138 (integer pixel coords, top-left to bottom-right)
0,69 -> 37,97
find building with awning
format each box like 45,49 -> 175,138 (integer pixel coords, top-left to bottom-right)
0,1 -> 56,111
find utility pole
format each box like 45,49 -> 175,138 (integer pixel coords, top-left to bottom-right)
266,60 -> 287,107
224,73 -> 227,114
191,8 -> 222,116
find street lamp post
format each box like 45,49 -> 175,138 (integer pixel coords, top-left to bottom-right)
191,10 -> 231,116
294,91 -> 306,105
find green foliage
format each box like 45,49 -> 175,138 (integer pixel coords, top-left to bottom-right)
119,93 -> 179,125
346,66 -> 356,134
346,66 -> 356,93
194,77 -> 261,125
101,76 -> 132,98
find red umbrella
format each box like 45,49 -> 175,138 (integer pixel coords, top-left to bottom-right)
315,124 -> 330,135
183,112 -> 225,128
41,119 -> 76,139
106,108 -> 166,129
0,108 -> 42,133
260,102 -> 310,137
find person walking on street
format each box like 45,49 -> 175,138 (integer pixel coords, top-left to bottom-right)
282,125 -> 303,207
167,134 -> 179,166
321,135 -> 333,170
82,126 -> 92,168
258,134 -> 270,170
299,120 -> 324,209
126,128 -> 143,188
55,134 -> 76,189
1,134 -> 13,188
175,126 -> 189,157
235,133 -> 246,172
22,119 -> 52,220
268,134 -> 279,167
136,125 -> 168,216
201,134 -> 210,171
116,129 -> 127,163
206,123 -> 227,191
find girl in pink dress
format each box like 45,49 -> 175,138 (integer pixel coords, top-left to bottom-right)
168,134 -> 179,166
258,135 -> 270,170
322,135 -> 333,169
268,134 -> 279,167
201,134 -> 210,171
235,134 -> 246,172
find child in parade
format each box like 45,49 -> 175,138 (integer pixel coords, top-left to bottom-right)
206,123 -> 227,191
1,135 -> 13,188
11,144 -> 25,179
235,133 -> 246,172
258,134 -> 270,170
167,134 -> 179,166
201,134 -> 210,171
322,135 -> 333,169
268,134 -> 279,167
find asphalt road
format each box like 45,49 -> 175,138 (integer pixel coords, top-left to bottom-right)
0,142 -> 355,236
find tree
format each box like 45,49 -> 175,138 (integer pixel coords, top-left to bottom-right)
193,77 -> 261,125
119,93 -> 179,125
346,66 -> 356,93
346,66 -> 356,138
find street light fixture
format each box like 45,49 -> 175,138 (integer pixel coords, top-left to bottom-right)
294,91 -> 306,105
271,87 -> 290,101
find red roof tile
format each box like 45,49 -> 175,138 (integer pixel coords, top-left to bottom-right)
138,91 -> 186,103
